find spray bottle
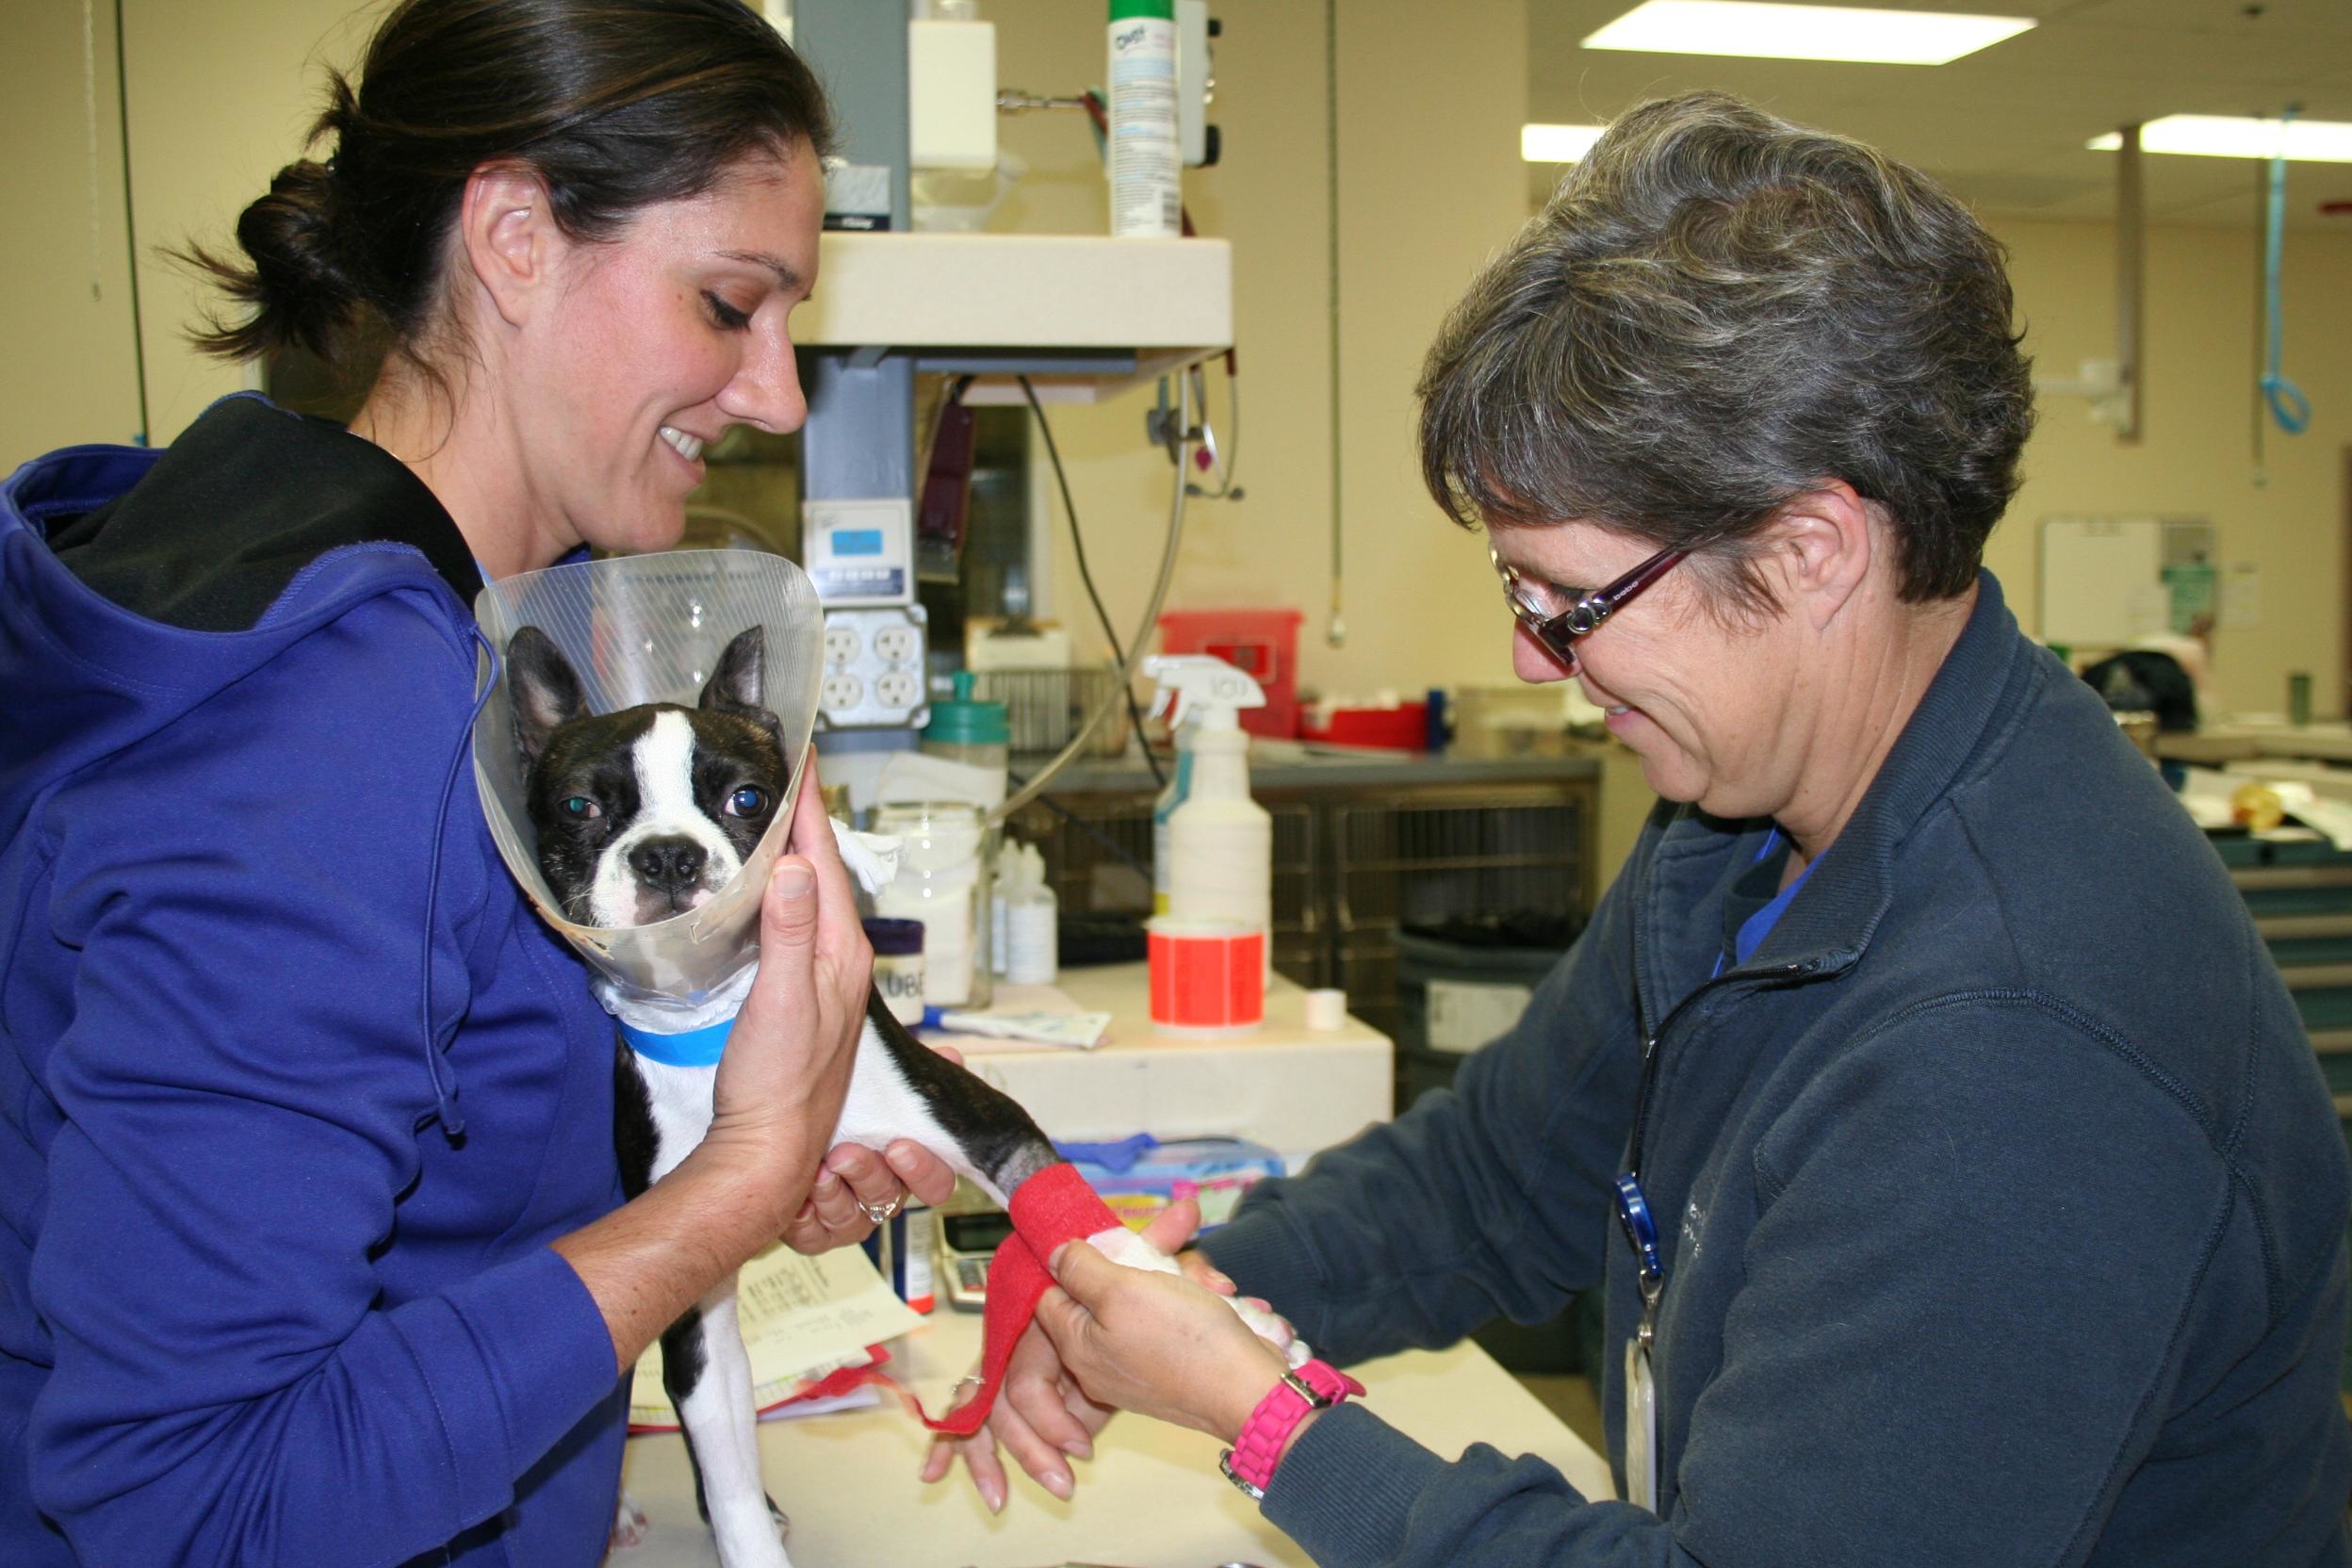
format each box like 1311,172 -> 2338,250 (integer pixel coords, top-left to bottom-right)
1106,0 -> 1181,237
1146,656 -> 1270,961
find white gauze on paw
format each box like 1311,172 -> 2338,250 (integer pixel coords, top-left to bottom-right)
828,817 -> 902,897
1086,1226 -> 1313,1366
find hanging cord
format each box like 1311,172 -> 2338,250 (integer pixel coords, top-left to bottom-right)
110,0 -> 149,444
994,375 -> 1194,827
1017,375 -> 1165,791
1184,355 -> 1243,499
420,625 -> 503,1141
1004,769 -> 1155,878
1322,0 -> 1345,648
2260,106 -> 2311,437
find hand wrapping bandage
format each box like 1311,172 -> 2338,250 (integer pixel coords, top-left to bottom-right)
892,1162 -> 1120,1436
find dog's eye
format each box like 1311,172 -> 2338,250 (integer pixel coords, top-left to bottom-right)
560,796 -> 601,821
725,786 -> 770,819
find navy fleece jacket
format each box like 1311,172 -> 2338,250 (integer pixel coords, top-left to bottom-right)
1202,575 -> 2352,1567
1,397 -> 627,1567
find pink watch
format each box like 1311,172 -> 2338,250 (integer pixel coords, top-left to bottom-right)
1218,1359 -> 1365,1500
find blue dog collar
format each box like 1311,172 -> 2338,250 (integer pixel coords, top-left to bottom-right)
619,1016 -> 734,1068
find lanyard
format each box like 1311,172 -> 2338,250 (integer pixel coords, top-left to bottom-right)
1615,830 -> 1815,1315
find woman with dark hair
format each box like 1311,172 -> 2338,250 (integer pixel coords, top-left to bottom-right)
929,92 -> 2352,1567
0,3 -> 951,1562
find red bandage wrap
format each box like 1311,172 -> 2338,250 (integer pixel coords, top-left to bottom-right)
889,1162 -> 1121,1437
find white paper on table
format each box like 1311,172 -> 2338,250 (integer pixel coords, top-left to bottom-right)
628,1242 -> 922,1429
2269,782 -> 2352,851
916,983 -> 1107,1050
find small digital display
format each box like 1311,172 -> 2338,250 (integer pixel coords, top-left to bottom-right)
830,528 -> 885,557
941,1211 -> 1016,1253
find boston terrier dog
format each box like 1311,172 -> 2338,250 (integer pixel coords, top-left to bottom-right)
506,624 -> 1292,1568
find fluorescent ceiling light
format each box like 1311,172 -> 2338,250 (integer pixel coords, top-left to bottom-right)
1522,123 -> 1609,163
2089,115 -> 2352,163
1583,1 -> 2034,65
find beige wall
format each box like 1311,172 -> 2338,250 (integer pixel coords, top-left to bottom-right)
6,0 -> 2339,724
986,0 -> 1533,703
1988,218 -> 2350,720
3,0 -> 142,466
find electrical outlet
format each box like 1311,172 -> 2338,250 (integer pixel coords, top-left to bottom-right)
873,625 -> 921,664
813,606 -> 931,730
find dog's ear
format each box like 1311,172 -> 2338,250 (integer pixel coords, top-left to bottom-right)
508,626 -> 587,764
699,627 -> 767,717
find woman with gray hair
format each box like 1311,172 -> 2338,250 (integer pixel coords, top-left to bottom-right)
929,91 -> 2352,1566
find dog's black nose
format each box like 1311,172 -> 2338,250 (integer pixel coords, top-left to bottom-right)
629,836 -> 708,892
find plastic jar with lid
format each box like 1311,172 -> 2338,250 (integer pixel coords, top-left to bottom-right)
870,802 -> 993,1008
861,917 -> 927,1025
922,671 -> 1010,784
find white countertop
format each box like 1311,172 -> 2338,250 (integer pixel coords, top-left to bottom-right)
928,965 -> 1395,1163
616,1303 -> 1614,1568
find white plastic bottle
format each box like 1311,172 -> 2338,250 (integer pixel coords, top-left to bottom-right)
1146,656 -> 1271,971
1151,714 -> 1196,917
1166,717 -> 1270,947
1004,842 -> 1060,987
1106,0 -> 1180,238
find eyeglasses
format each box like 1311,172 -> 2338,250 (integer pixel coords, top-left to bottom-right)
1492,543 -> 1687,673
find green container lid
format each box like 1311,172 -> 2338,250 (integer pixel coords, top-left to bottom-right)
924,671 -> 1008,747
1110,0 -> 1175,19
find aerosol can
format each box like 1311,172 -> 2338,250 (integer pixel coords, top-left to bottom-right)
1146,656 -> 1270,961
1106,0 -> 1181,237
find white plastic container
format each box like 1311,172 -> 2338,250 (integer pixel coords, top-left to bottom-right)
1106,0 -> 1180,237
1146,655 -> 1269,963
871,802 -> 993,1008
1166,723 -> 1270,955
1005,875 -> 1059,987
1150,715 -> 1194,917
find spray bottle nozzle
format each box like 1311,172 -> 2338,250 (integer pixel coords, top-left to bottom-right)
1143,654 -> 1267,731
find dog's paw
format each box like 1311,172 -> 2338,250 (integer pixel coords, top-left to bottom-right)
1083,1226 -> 1313,1366
609,1491 -> 650,1552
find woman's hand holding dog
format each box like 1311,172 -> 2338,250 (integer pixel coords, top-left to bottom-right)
785,1135 -> 960,1255
697,756 -> 872,1233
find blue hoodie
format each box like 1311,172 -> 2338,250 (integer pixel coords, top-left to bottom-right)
1,396 -> 629,1567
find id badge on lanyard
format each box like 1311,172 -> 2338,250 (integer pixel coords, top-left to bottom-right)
1624,1298 -> 1659,1511
1614,1173 -> 1664,1512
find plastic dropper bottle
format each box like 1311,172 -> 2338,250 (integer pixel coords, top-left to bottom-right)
1146,656 -> 1270,967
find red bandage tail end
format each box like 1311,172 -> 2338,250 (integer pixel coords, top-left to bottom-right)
885,1163 -> 1124,1436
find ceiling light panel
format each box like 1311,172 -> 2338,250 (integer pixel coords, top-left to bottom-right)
1522,123 -> 1609,163
1582,0 -> 2035,66
2089,115 -> 2352,163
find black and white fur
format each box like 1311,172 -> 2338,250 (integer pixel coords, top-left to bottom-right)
508,625 -> 1297,1568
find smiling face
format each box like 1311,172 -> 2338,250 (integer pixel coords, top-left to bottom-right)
507,144 -> 825,561
1493,522 -> 1807,821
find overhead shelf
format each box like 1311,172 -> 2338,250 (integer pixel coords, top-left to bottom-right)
797,233 -> 1233,402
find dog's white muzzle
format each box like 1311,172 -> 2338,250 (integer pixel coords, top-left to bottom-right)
472,549 -> 825,1007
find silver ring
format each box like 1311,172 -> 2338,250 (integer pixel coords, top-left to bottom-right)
857,1194 -> 905,1224
953,1374 -> 985,1395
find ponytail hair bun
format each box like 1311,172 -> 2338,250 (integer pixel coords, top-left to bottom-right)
182,1 -> 832,374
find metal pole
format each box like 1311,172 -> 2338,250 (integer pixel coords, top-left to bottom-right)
2114,124 -> 2142,444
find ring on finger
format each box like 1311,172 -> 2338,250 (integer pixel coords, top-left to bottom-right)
857,1193 -> 905,1224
